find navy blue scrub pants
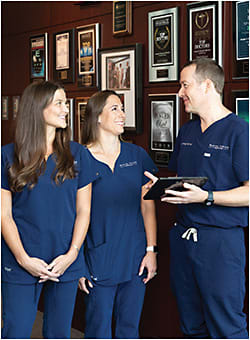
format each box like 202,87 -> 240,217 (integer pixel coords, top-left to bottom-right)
169,223 -> 248,339
1,280 -> 79,339
84,274 -> 146,339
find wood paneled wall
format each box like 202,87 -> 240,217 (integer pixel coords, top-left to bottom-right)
2,1 -> 248,338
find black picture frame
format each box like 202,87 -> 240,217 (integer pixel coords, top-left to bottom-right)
113,1 -> 132,37
53,29 -> 75,83
75,97 -> 90,143
76,23 -> 100,88
98,43 -> 143,134
231,90 -> 249,123
148,94 -> 180,167
187,1 -> 222,65
30,33 -> 48,81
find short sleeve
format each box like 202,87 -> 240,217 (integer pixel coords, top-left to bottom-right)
1,147 -> 10,190
78,146 -> 100,189
168,127 -> 182,172
140,147 -> 158,185
232,123 -> 249,182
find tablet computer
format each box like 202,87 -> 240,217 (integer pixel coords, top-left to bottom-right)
143,177 -> 208,200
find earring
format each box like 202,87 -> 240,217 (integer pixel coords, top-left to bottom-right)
98,117 -> 101,123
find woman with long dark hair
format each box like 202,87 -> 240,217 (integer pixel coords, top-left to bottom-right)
79,90 -> 158,339
1,81 -> 96,338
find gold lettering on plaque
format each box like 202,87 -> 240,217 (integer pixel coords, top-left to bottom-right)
195,11 -> 209,30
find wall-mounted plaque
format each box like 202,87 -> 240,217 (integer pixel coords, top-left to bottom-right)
75,97 -> 89,143
148,7 -> 179,82
232,1 -> 249,78
77,23 -> 100,88
148,94 -> 180,166
2,96 -> 9,120
13,96 -> 20,120
66,98 -> 74,141
53,29 -> 75,83
232,91 -> 249,123
187,1 -> 222,65
113,1 -> 132,36
30,33 -> 48,80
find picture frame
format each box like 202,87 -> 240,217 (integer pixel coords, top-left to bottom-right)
98,43 -> 143,133
113,1 -> 132,37
75,97 -> 89,143
148,7 -> 179,82
13,96 -> 20,120
232,1 -> 249,78
30,33 -> 48,80
148,94 -> 180,166
76,23 -> 100,88
187,1 -> 222,66
66,98 -> 74,141
232,91 -> 249,123
53,29 -> 75,83
2,96 -> 9,120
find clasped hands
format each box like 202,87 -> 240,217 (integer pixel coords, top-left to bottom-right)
144,171 -> 207,204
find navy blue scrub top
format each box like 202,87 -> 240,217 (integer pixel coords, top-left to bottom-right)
168,113 -> 249,229
1,142 -> 99,284
85,141 -> 158,286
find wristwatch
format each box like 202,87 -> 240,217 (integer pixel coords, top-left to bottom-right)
204,191 -> 214,206
146,245 -> 159,253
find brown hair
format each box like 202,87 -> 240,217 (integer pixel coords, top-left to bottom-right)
183,58 -> 224,95
9,80 -> 76,192
81,90 -> 120,145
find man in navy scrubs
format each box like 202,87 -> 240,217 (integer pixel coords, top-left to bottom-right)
147,58 -> 249,338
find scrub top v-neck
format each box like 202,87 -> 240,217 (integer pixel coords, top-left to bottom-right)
168,113 -> 249,229
1,141 -> 100,284
85,141 -> 158,286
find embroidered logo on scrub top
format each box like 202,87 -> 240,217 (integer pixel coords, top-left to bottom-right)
181,142 -> 192,146
119,161 -> 137,168
208,144 -> 230,151
4,266 -> 12,272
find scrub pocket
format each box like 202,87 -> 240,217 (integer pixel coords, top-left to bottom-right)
86,242 -> 112,282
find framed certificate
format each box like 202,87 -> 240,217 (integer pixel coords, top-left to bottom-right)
187,1 -> 222,65
148,94 -> 180,166
53,29 -> 75,83
75,97 -> 89,143
232,91 -> 249,123
2,96 -> 9,120
30,33 -> 48,80
148,7 -> 179,82
113,1 -> 132,36
77,23 -> 100,88
232,1 -> 249,78
66,98 -> 74,141
98,43 -> 143,133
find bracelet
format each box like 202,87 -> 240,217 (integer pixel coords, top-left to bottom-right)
72,244 -> 80,252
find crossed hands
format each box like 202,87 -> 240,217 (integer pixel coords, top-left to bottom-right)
21,251 -> 77,283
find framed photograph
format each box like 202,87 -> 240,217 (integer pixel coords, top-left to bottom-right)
2,96 -> 9,120
187,1 -> 222,65
232,91 -> 249,123
75,97 -> 89,143
113,1 -> 132,36
30,33 -> 48,80
148,7 -> 179,82
232,1 -> 249,78
66,98 -> 74,140
98,43 -> 143,133
76,23 -> 100,88
13,96 -> 20,120
148,94 -> 180,166
53,29 -> 75,83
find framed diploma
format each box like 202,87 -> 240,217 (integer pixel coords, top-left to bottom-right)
66,98 -> 74,141
30,33 -> 48,80
187,1 -> 222,65
148,94 -> 180,166
232,91 -> 249,123
113,1 -> 132,36
98,43 -> 143,134
76,23 -> 100,88
13,96 -> 20,120
53,29 -> 75,83
148,7 -> 179,82
2,96 -> 9,120
75,97 -> 89,143
232,1 -> 249,78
